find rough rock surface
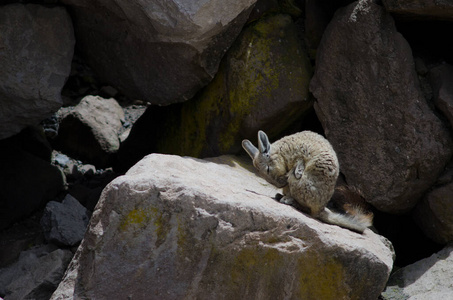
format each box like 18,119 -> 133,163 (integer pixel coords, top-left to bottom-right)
52,154 -> 394,300
429,64 -> 453,128
51,150 -> 120,212
0,213 -> 43,268
60,0 -> 256,105
413,165 -> 453,245
54,95 -> 125,168
0,244 -> 73,300
183,14 -> 313,152
382,0 -> 453,20
41,194 -> 90,246
117,14 -> 312,171
0,4 -> 74,139
304,0 -> 353,59
381,245 -> 453,299
0,127 -> 65,230
310,0 -> 452,213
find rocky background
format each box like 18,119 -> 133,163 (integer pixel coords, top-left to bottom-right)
1,0 -> 453,299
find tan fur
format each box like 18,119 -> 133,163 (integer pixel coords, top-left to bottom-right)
242,130 -> 372,233
329,185 -> 374,227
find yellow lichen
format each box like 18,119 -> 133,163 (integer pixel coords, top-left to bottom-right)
120,208 -> 148,231
176,215 -> 190,254
210,243 -> 351,299
297,255 -> 348,299
230,247 -> 282,284
119,206 -> 168,245
157,14 -> 312,157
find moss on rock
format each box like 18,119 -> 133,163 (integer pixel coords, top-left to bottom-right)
155,13 -> 313,158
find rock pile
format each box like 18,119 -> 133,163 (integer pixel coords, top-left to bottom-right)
117,13 -> 313,169
1,0 -> 453,299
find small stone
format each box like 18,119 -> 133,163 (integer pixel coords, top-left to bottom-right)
100,85 -> 118,98
79,164 -> 96,176
54,95 -> 125,168
41,194 -> 90,246
53,152 -> 71,167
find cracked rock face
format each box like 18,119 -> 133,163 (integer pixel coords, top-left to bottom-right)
52,154 -> 393,299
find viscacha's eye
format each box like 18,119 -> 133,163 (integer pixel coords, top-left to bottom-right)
266,166 -> 270,174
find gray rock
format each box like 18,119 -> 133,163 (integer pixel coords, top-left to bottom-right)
0,4 -> 74,140
117,14 -> 313,170
52,154 -> 394,300
381,245 -> 453,299
41,194 -> 90,246
54,95 -> 125,168
60,0 -> 257,105
62,162 -> 82,181
413,178 -> 453,244
0,244 -> 73,300
304,0 -> 347,60
78,164 -> 96,176
99,85 -> 118,98
429,64 -> 453,128
382,0 -> 453,20
203,14 -> 313,147
0,215 -> 43,268
53,152 -> 71,167
310,0 -> 453,213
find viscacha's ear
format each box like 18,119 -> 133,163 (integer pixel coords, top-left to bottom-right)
258,130 -> 271,154
242,139 -> 258,159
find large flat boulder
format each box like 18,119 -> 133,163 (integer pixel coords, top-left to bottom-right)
0,4 -> 74,140
52,154 -> 394,300
60,0 -> 257,105
310,1 -> 452,213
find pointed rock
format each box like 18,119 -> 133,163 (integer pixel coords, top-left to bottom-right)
310,0 -> 452,213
